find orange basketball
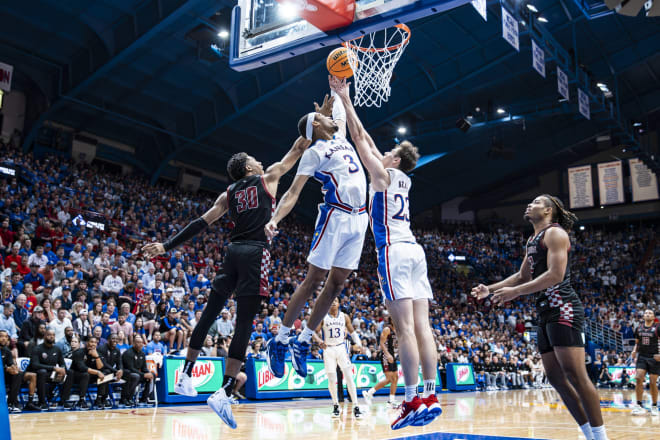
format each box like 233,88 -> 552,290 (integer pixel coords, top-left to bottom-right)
326,47 -> 356,79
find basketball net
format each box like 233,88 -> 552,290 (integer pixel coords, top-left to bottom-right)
343,24 -> 411,108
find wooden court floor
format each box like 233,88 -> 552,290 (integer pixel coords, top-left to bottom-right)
9,389 -> 660,440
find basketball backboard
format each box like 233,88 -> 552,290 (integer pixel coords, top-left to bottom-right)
229,0 -> 473,71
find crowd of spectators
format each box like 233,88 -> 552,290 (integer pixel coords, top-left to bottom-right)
0,143 -> 658,412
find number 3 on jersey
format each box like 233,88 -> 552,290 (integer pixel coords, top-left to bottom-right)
343,154 -> 360,173
235,186 -> 259,213
392,194 -> 410,222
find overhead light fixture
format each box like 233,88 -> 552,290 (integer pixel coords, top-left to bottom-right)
496,108 -> 506,114
397,126 -> 407,134
278,2 -> 299,19
597,82 -> 607,89
218,30 -> 229,39
633,122 -> 642,127
527,4 -> 539,13
538,16 -> 548,23
579,225 -> 585,231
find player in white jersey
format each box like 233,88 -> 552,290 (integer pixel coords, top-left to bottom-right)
265,93 -> 369,380
330,76 -> 441,430
311,298 -> 363,418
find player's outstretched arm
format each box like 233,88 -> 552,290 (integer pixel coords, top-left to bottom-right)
329,76 -> 389,190
264,175 -> 309,240
263,136 -> 312,195
142,192 -> 228,258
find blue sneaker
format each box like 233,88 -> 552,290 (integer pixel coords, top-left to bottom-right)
289,336 -> 310,377
266,338 -> 288,378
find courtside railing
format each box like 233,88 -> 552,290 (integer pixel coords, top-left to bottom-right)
585,318 -> 624,353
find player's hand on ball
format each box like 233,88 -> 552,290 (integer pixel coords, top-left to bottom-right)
314,94 -> 335,117
471,284 -> 490,300
142,242 -> 165,258
328,75 -> 350,100
492,287 -> 519,306
265,221 -> 279,240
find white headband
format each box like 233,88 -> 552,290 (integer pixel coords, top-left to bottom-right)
305,112 -> 316,140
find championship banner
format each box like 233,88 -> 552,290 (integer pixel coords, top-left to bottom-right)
0,62 -> 12,92
578,88 -> 590,120
557,67 -> 569,101
248,359 -> 440,398
629,158 -> 659,202
532,39 -> 545,78
597,161 -> 624,205
568,165 -> 594,209
471,0 -> 487,21
501,7 -> 519,51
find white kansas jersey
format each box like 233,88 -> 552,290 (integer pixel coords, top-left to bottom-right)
297,136 -> 367,213
369,168 -> 416,249
322,312 -> 347,346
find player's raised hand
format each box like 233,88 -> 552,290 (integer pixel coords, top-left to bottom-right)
142,242 -> 165,259
470,284 -> 490,300
328,75 -> 350,100
265,221 -> 279,240
314,93 -> 335,117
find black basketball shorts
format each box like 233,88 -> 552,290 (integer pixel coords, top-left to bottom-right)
212,241 -> 270,298
537,321 -> 585,354
636,355 -> 660,375
379,352 -> 398,373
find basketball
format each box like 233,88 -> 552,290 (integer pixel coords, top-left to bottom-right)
327,47 -> 356,79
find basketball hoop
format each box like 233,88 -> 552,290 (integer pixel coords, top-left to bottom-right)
343,23 -> 411,108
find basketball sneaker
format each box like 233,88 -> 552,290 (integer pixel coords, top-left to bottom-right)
411,394 -> 443,426
332,404 -> 341,418
391,396 -> 427,430
207,388 -> 237,429
651,406 -> 658,417
175,372 -> 198,397
266,338 -> 288,378
289,336 -> 310,378
354,406 -> 363,419
631,404 -> 646,415
362,389 -> 374,406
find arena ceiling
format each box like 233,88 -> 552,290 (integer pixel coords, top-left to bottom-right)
1,0 -> 659,215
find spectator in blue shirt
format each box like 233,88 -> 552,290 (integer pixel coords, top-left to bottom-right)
66,262 -> 84,281
24,263 -> 46,292
13,294 -> 29,329
250,322 -> 268,341
94,312 -> 113,340
144,331 -> 168,355
44,242 -> 57,263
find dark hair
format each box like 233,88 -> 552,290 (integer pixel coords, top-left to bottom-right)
226,152 -> 249,181
88,336 -> 98,343
396,141 -> 420,173
540,194 -> 578,230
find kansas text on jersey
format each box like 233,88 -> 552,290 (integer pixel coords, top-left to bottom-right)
322,312 -> 346,347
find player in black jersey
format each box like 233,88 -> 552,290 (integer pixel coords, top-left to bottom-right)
142,136 -> 310,428
472,194 -> 608,440
631,309 -> 659,416
363,318 -> 399,406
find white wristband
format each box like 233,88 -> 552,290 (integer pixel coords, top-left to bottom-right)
331,90 -> 346,122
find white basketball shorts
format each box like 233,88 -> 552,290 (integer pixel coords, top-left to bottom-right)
323,343 -> 352,372
377,242 -> 433,302
308,204 -> 368,271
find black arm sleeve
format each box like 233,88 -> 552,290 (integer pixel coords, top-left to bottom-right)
162,217 -> 209,252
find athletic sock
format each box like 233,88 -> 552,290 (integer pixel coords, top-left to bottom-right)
299,326 -> 314,344
389,393 -> 396,402
404,385 -> 416,402
423,379 -> 435,398
579,422 -> 592,440
182,360 -> 195,376
591,425 -> 608,440
222,375 -> 236,395
276,326 -> 291,343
